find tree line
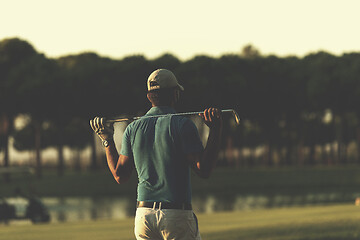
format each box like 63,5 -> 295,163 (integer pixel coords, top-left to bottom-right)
1,38 -> 360,178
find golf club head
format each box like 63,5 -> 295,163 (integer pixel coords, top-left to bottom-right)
230,109 -> 241,125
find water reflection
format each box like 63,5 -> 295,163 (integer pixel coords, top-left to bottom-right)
43,197 -> 135,223
40,192 -> 359,223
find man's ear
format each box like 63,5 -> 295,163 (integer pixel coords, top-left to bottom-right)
147,93 -> 151,102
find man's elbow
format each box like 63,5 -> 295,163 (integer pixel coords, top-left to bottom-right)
113,173 -> 131,184
114,176 -> 125,184
193,162 -> 212,178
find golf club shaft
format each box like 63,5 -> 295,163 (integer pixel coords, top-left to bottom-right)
107,109 -> 240,125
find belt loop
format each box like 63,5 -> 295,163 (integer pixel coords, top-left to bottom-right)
159,202 -> 162,210
153,202 -> 156,210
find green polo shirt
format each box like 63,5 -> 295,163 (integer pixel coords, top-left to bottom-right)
120,106 -> 204,203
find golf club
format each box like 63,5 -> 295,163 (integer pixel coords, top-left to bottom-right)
106,109 -> 240,125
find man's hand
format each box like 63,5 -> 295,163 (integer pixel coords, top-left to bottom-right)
90,117 -> 114,146
199,108 -> 222,129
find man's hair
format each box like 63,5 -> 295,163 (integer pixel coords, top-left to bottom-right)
147,87 -> 177,106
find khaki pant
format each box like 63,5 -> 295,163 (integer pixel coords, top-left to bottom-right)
134,207 -> 201,240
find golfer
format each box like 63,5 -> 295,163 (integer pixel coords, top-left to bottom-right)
90,69 -> 222,240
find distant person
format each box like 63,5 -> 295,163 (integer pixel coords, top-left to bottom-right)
90,69 -> 222,240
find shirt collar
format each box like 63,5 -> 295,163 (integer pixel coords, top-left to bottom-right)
145,106 -> 176,116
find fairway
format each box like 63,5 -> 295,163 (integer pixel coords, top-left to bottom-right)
1,204 -> 359,240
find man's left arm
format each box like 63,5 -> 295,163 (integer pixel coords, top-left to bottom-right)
104,140 -> 134,184
90,117 -> 134,184
180,108 -> 223,178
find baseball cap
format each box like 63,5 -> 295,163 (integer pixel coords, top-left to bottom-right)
147,69 -> 184,92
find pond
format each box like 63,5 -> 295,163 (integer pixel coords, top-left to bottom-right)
8,191 -> 359,223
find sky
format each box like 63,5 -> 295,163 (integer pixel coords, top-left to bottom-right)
1,0 -> 360,61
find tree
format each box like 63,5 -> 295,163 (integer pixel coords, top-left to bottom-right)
241,44 -> 261,59
8,53 -> 58,177
0,38 -> 37,180
63,118 -> 92,171
56,53 -> 139,170
304,52 -> 349,164
151,53 -> 181,71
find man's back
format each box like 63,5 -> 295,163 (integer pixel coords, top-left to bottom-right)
120,106 -> 204,203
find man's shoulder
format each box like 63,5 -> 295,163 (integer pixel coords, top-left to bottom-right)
123,120 -> 139,134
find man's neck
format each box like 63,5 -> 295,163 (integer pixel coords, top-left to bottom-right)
152,103 -> 175,108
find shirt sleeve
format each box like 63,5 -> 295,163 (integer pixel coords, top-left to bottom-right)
120,125 -> 133,158
179,119 -> 204,154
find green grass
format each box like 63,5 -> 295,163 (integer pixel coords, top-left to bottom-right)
1,204 -> 359,240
